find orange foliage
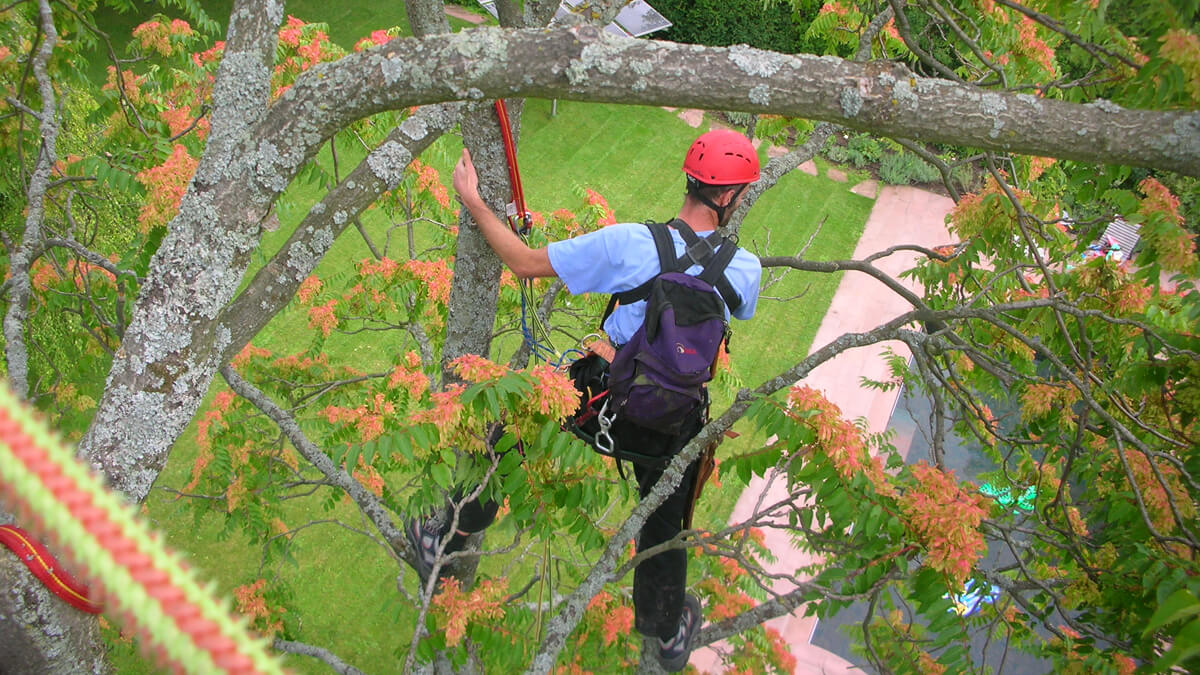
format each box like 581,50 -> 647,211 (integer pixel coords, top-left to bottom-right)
430,577 -> 508,646
529,364 -> 580,418
403,258 -> 453,305
1159,29 -> 1200,101
786,385 -> 895,495
409,384 -> 466,432
1138,178 -> 1197,272
900,463 -> 989,587
388,355 -> 431,399
306,299 -> 339,336
233,579 -> 285,636
451,354 -> 509,383
584,188 -> 616,227
134,144 -> 199,232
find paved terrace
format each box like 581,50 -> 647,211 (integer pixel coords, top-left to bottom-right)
694,185 -> 955,673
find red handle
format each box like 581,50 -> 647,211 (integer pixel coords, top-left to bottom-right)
494,99 -> 532,235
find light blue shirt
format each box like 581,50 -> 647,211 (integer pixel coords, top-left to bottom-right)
546,222 -> 762,345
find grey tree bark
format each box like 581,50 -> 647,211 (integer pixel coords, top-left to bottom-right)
3,0 -> 60,401
0,554 -> 105,675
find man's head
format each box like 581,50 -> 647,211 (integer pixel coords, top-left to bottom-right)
682,129 -> 761,227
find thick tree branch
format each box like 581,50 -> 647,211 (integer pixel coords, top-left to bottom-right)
79,0 -> 285,502
404,0 -> 451,37
273,639 -> 366,675
267,25 -> 1200,176
442,102 -> 516,375
3,0 -> 59,400
759,247 -> 945,317
218,103 -> 460,364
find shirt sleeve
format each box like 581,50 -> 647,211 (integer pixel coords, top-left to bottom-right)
728,249 -> 762,320
546,223 -> 659,295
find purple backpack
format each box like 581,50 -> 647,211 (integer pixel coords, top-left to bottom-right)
603,220 -> 742,435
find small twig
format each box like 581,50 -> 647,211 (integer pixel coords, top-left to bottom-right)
273,639 -> 367,675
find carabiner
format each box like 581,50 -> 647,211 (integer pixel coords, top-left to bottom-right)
594,399 -> 616,456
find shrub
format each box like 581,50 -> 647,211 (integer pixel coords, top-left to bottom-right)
824,141 -> 851,165
724,111 -> 755,128
653,0 -> 820,55
879,151 -> 942,185
846,133 -> 885,168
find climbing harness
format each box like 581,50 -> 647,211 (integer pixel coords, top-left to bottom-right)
0,523 -> 101,613
0,384 -> 285,674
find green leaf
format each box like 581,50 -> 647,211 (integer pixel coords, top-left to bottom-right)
361,439 -> 378,465
431,463 -> 452,489
460,384 -> 483,406
564,483 -> 583,509
394,435 -> 414,461
411,425 -> 432,450
498,450 -> 523,474
1144,589 -> 1200,637
1154,618 -> 1200,670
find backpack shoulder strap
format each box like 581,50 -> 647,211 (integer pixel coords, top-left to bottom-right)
666,220 -> 744,314
700,240 -> 743,314
600,222 -> 679,327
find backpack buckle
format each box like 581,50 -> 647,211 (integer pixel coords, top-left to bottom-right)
685,237 -> 716,266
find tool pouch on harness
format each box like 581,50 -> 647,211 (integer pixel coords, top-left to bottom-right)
567,350 -> 610,445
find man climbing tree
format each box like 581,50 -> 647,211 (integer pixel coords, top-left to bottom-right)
405,130 -> 763,671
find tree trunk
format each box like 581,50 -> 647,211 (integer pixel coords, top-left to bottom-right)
0,552 -> 106,675
441,102 -> 519,377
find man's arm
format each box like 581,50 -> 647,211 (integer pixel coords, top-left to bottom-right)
452,148 -> 557,279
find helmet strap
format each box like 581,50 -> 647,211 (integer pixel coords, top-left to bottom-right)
688,178 -> 746,227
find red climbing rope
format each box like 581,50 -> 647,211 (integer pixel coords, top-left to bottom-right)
0,524 -> 102,613
494,98 -> 533,235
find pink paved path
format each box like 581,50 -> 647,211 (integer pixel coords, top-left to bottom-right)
694,186 -> 955,673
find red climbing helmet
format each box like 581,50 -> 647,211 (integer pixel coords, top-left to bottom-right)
682,129 -> 760,185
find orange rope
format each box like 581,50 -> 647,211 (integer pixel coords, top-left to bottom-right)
0,388 -> 283,674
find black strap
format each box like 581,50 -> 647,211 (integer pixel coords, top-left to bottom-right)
601,222 -> 672,325
663,220 -> 743,313
600,220 -> 744,327
597,218 -> 739,324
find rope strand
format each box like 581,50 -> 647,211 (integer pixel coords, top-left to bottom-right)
0,384 -> 284,674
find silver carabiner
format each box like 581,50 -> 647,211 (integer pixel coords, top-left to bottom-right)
594,399 -> 616,455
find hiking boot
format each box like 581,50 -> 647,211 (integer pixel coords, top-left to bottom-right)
404,514 -> 448,587
656,592 -> 701,672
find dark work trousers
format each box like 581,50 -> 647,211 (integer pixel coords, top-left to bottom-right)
612,407 -> 705,641
443,385 -> 706,642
